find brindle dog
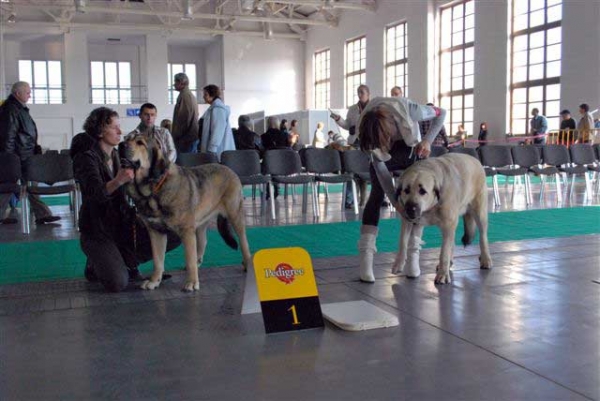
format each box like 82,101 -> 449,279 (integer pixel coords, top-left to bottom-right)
119,135 -> 251,292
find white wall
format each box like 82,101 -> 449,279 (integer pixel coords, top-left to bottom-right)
560,0 -> 600,115
222,35 -> 305,127
305,0 -> 434,109
305,0 -> 600,140
205,37 -> 224,90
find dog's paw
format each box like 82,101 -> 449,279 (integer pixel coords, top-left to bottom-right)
141,280 -> 161,290
479,254 -> 493,270
182,281 -> 200,292
434,270 -> 452,284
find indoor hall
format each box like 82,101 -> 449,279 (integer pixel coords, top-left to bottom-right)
0,1 -> 599,400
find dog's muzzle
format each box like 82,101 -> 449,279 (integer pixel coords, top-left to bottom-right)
404,201 -> 421,222
118,142 -> 140,170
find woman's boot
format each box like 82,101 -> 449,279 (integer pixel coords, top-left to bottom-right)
358,231 -> 377,283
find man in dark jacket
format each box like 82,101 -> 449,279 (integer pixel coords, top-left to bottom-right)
261,116 -> 289,151
0,81 -> 60,225
234,115 -> 261,151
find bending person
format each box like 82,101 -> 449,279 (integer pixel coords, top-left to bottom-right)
72,107 -> 179,292
356,97 -> 446,283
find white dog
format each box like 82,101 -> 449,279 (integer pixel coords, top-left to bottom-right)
393,153 -> 493,284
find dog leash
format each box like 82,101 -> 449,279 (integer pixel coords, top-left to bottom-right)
152,171 -> 169,194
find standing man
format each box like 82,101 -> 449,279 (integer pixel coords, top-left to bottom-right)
559,109 -> 577,144
390,86 -> 403,98
577,103 -> 594,144
0,81 -> 60,225
171,73 -> 199,153
127,103 -> 177,163
529,108 -> 548,145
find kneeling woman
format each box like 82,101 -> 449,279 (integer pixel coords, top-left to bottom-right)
356,97 -> 446,283
72,107 -> 179,292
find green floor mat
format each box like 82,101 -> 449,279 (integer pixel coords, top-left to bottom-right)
0,207 -> 598,285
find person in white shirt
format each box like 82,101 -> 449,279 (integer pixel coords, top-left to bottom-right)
355,96 -> 447,283
127,103 -> 177,163
330,84 -> 370,146
312,122 -> 327,148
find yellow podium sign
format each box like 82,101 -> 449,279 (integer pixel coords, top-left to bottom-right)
253,247 -> 324,334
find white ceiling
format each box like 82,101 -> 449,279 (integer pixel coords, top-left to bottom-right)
0,0 -> 377,40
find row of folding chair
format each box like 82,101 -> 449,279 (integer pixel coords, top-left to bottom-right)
447,144 -> 600,206
0,152 -> 79,234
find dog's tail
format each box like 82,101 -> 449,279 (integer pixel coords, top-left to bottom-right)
461,213 -> 476,247
217,215 -> 239,250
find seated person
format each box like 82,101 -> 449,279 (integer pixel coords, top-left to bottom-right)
234,115 -> 261,151
72,107 -> 180,293
288,119 -> 304,151
326,130 -> 348,149
261,116 -> 289,151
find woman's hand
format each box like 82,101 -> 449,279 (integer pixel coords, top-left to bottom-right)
116,168 -> 135,185
415,140 -> 431,158
330,113 -> 340,122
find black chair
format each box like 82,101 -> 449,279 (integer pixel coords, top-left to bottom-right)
511,146 -> 547,205
176,152 -> 218,167
569,144 -> 600,198
59,149 -> 70,155
45,150 -> 59,155
303,148 -> 358,215
542,145 -> 587,199
430,146 -> 448,158
221,150 -> 273,217
342,150 -> 371,183
263,149 -> 318,218
25,153 -> 79,234
449,146 -> 478,159
593,144 -> 600,161
0,152 -> 27,233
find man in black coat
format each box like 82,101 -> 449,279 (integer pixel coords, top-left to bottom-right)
0,81 -> 60,225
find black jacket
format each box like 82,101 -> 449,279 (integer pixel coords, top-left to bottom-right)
234,126 -> 260,150
71,133 -> 132,241
0,94 -> 39,161
261,128 -> 289,151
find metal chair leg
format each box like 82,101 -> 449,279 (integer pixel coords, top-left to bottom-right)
312,182 -> 320,218
492,176 -> 501,207
302,184 -> 308,214
351,181 -> 359,215
269,182 -> 276,220
555,173 -> 563,203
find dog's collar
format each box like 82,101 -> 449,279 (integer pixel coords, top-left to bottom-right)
152,171 -> 169,194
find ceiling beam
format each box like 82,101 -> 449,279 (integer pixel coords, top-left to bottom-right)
12,3 -> 336,27
264,0 -> 376,12
4,20 -> 303,39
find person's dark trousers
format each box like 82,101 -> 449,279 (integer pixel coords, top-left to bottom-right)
533,136 -> 546,145
362,140 -> 416,227
178,139 -> 200,154
81,224 -> 181,292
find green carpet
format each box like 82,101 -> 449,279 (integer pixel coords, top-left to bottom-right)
0,207 -> 598,285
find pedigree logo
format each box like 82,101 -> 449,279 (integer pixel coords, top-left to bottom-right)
264,263 -> 304,284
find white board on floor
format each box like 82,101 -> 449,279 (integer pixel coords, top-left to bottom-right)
321,300 -> 399,331
241,262 -> 261,315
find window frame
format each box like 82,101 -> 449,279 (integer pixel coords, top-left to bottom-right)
90,61 -> 132,105
385,21 -> 408,97
313,48 -> 331,109
509,0 -> 562,135
438,0 -> 475,138
344,35 -> 367,108
167,63 -> 198,104
17,60 -> 64,104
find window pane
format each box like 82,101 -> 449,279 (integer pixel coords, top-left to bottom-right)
465,28 -> 474,43
529,47 -> 545,64
513,35 -> 528,51
547,84 -> 560,100
530,31 -> 545,48
546,61 -> 561,78
530,9 -> 545,27
118,62 -> 131,87
529,86 -> 544,102
547,5 -> 562,23
105,62 -> 117,87
19,60 -> 32,84
513,66 -> 528,83
34,61 -> 47,86
513,87 -> 527,103
464,75 -> 474,89
530,0 -> 545,12
546,100 -> 560,117
514,0 -> 528,15
33,89 -> 47,104
464,94 -> 474,108
547,27 -> 561,45
546,44 -> 561,61
92,89 -> 104,104
529,63 -> 544,80
106,89 -> 119,104
48,61 -> 62,87
514,50 -> 528,67
120,89 -> 132,104
514,14 -> 529,31
185,64 -> 197,88
49,89 -> 62,104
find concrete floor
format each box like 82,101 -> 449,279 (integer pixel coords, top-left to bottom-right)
0,181 -> 599,400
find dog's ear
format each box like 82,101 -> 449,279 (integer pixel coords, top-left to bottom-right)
149,144 -> 166,180
395,184 -> 403,202
432,173 -> 442,201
